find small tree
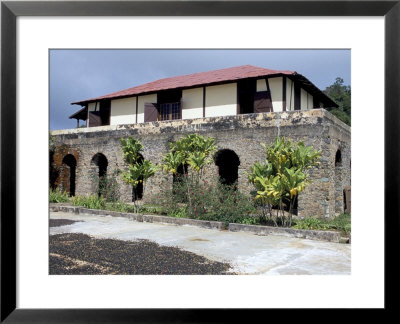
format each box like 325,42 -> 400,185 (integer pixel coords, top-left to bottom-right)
120,137 -> 158,213
248,137 -> 321,227
161,133 -> 217,216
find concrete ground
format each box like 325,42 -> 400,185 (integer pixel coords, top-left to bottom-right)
50,211 -> 351,275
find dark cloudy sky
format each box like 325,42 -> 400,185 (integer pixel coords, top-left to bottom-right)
49,49 -> 350,130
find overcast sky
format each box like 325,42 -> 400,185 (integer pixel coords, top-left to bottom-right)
49,49 -> 350,130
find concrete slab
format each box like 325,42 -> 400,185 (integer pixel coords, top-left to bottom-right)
50,211 -> 351,275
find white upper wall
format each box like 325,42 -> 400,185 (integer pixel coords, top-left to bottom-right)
256,79 -> 267,92
86,77 -> 320,126
110,97 -> 136,125
307,92 -> 314,109
286,78 -> 295,111
300,88 -> 314,110
205,83 -> 237,118
182,87 -> 203,119
300,89 -> 308,109
269,77 -> 283,112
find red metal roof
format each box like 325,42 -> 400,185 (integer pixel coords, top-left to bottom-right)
72,65 -> 295,105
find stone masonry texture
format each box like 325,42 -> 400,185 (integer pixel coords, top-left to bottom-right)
50,109 -> 351,219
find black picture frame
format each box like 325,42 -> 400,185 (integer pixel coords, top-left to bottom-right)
1,1 -> 399,322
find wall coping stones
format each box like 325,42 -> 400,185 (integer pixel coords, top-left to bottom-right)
50,204 -> 342,243
50,109 -> 350,136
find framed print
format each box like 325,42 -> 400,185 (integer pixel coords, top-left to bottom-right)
1,0 -> 399,322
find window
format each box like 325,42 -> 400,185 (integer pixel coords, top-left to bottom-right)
158,89 -> 182,121
160,102 -> 181,121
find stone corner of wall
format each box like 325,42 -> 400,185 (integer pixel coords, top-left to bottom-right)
320,109 -> 351,132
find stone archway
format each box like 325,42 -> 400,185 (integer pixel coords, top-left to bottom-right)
132,154 -> 144,201
91,153 -> 108,196
214,149 -> 240,186
62,154 -> 77,196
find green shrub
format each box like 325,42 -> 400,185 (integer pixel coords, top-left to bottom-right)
49,188 -> 69,203
106,201 -> 133,213
140,205 -> 165,215
167,207 -> 188,218
293,217 -> 329,230
71,194 -> 106,210
248,137 -> 321,227
158,178 -> 256,225
292,213 -> 351,235
240,216 -> 260,225
206,183 -> 256,224
326,213 -> 351,235
92,170 -> 121,202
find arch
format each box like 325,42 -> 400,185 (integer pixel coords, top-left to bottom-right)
173,163 -> 188,184
335,149 -> 342,167
91,153 -> 108,178
132,154 -> 144,201
214,149 -> 240,186
62,154 -> 77,196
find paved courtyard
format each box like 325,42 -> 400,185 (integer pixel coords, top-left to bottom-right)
50,211 -> 351,275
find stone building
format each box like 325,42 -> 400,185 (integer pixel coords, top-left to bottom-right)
50,65 -> 351,218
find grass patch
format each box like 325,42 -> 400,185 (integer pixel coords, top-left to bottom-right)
293,213 -> 351,236
71,194 -> 106,210
49,188 -> 69,203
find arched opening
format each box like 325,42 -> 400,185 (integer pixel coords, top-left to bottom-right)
335,149 -> 342,167
214,149 -> 240,186
91,153 -> 108,177
173,163 -> 188,184
62,154 -> 77,196
334,148 -> 344,215
91,153 -> 108,196
132,154 -> 144,201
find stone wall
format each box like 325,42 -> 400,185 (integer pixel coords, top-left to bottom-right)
50,109 -> 351,219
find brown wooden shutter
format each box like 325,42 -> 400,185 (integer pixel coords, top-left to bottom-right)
88,111 -> 102,127
144,103 -> 158,122
254,91 -> 273,113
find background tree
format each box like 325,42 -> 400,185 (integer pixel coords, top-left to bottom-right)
323,77 -> 351,126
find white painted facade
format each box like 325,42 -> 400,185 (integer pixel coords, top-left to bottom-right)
300,88 -> 314,110
307,93 -> 314,109
256,79 -> 267,92
286,78 -> 295,111
269,77 -> 283,112
182,87 -> 203,120
83,77 -> 328,127
205,83 -> 237,118
110,97 -> 136,125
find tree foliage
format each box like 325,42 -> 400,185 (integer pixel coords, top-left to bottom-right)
120,137 -> 158,212
248,137 -> 321,227
323,77 -> 351,126
162,133 -> 217,179
161,133 -> 217,216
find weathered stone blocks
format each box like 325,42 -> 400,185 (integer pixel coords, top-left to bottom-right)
50,109 -> 351,219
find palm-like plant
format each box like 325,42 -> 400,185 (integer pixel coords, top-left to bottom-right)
249,137 -> 320,227
120,137 -> 158,213
161,133 -> 217,217
162,151 -> 185,175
